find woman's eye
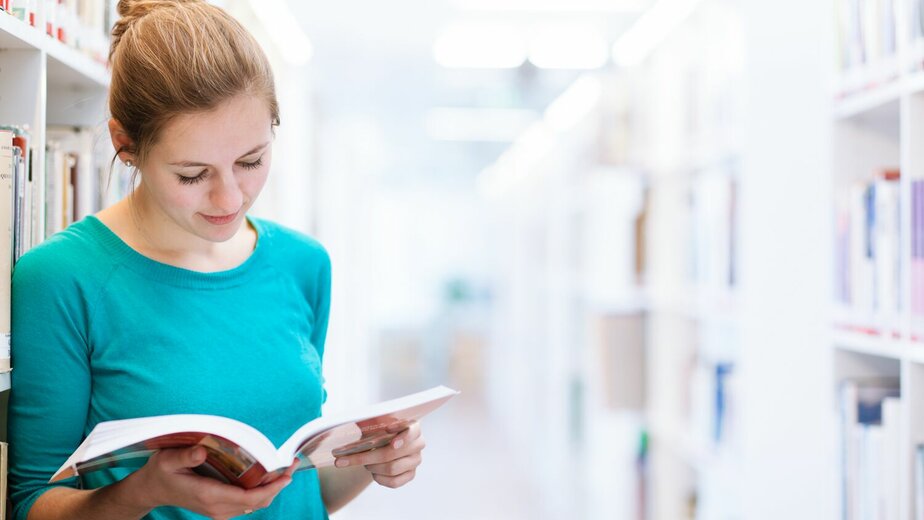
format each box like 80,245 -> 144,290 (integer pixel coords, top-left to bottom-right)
239,156 -> 263,170
178,171 -> 208,185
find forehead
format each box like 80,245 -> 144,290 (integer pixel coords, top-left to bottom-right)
155,95 -> 273,159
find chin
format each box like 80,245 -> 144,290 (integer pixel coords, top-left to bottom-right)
192,220 -> 241,243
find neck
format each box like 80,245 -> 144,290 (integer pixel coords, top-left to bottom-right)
109,186 -> 256,272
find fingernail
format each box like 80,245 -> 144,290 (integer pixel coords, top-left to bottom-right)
335,458 -> 348,468
393,439 -> 404,450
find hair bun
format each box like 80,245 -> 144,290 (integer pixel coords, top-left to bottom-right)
111,0 -> 201,59
117,0 -> 200,18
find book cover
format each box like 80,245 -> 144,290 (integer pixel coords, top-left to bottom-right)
51,385 -> 458,489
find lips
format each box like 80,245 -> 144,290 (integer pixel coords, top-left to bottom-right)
201,211 -> 239,225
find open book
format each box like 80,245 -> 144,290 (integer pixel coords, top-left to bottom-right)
51,386 -> 458,489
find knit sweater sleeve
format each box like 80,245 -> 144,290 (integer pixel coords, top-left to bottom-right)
7,243 -> 97,520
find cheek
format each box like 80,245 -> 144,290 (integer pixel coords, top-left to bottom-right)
242,169 -> 270,197
159,183 -> 205,211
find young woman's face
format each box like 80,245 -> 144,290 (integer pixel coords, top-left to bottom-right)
138,94 -> 274,243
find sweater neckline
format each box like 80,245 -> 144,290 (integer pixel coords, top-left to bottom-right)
83,214 -> 267,289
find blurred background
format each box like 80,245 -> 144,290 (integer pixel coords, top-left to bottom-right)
11,0 -> 924,517
222,0 -> 890,518
226,1 -> 840,518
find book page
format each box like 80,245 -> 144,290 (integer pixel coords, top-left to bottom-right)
59,432 -> 260,485
291,396 -> 453,470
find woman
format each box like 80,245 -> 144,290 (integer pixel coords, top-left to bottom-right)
7,1 -> 425,519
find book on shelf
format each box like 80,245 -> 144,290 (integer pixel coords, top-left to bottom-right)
3,0 -> 114,65
833,169 -> 901,334
0,130 -> 13,375
914,179 -> 924,337
0,441 -> 7,520
45,126 -> 120,240
912,0 -> 924,68
688,170 -> 738,291
916,445 -> 924,520
51,386 -> 459,489
840,378 -> 901,520
835,0 -> 899,93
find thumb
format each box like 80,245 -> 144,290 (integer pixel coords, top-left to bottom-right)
159,445 -> 207,471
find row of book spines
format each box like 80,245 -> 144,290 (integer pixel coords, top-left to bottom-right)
687,175 -> 738,290
1,128 -> 76,262
840,379 -> 901,520
833,171 -> 902,317
1,0 -> 115,65
836,0 -> 899,71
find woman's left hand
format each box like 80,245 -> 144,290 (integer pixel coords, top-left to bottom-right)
333,420 -> 426,489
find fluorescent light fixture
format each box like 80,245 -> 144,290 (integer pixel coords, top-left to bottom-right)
544,75 -> 603,131
452,0 -> 650,13
612,0 -> 705,67
426,108 -> 540,142
433,23 -> 527,69
528,24 -> 609,69
248,0 -> 313,65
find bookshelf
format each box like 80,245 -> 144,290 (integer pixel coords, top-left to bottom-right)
479,2 -> 747,518
0,3 -> 114,397
481,0 -> 843,518
830,0 -> 924,518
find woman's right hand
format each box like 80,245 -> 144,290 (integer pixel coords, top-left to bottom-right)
126,445 -> 294,520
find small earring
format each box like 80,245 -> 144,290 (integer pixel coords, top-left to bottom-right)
125,160 -> 133,168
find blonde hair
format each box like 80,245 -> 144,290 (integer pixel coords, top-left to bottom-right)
109,0 -> 279,166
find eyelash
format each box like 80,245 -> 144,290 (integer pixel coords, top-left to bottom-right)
177,157 -> 264,185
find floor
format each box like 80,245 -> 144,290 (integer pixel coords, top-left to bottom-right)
331,393 -> 550,520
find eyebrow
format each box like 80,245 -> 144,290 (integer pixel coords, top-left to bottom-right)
168,142 -> 270,168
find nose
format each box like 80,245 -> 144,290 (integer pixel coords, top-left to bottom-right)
209,171 -> 244,214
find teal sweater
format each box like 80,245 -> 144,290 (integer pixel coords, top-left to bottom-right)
7,215 -> 331,520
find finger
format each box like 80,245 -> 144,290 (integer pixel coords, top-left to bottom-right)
389,422 -> 421,450
244,475 -> 292,502
365,452 -> 422,477
154,445 -> 207,472
335,436 -> 425,468
372,468 -> 417,489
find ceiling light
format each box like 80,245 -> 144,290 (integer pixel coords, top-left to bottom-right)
452,0 -> 650,13
612,0 -> 705,67
528,24 -> 609,69
433,23 -> 527,69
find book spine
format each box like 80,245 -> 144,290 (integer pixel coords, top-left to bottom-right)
0,131 -> 12,372
1,441 -> 8,520
916,445 -> 924,520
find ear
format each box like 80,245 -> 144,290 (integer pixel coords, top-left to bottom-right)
109,119 -> 136,164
